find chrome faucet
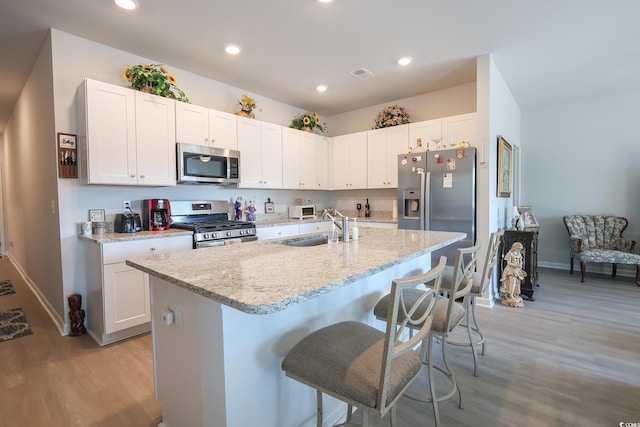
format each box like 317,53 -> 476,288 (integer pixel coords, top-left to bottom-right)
322,208 -> 349,242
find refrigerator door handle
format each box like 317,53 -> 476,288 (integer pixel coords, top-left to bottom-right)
422,171 -> 430,230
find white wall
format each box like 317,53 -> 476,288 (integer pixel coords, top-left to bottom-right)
3,33 -> 65,321
522,90 -> 640,274
476,55 -> 521,304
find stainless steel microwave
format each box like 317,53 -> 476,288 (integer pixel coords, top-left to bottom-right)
177,143 -> 240,185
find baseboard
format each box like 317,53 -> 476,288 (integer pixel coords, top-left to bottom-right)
7,253 -> 66,335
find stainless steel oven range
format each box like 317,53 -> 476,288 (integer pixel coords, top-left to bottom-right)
170,200 -> 257,249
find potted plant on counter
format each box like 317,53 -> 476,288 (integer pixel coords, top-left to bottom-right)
123,64 -> 189,103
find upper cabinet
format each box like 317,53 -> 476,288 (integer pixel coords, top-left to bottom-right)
237,118 -> 283,189
332,131 -> 368,190
315,135 -> 331,190
282,128 -> 317,190
78,78 -> 176,186
443,113 -> 477,149
408,113 -> 477,153
175,103 -> 238,150
367,125 -> 408,188
409,118 -> 443,152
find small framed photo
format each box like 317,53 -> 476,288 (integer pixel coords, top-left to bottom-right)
517,206 -> 539,228
88,209 -> 105,222
58,133 -> 77,149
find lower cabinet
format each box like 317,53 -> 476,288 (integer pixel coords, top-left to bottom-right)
83,234 -> 192,345
256,221 -> 332,240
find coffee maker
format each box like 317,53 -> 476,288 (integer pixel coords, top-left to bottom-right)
143,199 -> 171,231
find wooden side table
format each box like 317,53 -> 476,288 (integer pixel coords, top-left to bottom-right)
500,228 -> 539,301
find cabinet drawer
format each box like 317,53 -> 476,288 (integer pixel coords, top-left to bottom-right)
103,235 -> 192,264
299,222 -> 331,235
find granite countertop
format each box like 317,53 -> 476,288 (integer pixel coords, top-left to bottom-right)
126,228 -> 464,315
79,228 -> 193,243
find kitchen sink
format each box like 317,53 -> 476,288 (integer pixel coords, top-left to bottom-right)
277,235 -> 329,247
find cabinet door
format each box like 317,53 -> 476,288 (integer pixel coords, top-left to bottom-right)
237,117 -> 264,188
386,125 -> 409,188
331,134 -> 350,189
282,128 -> 302,189
260,122 -> 283,189
300,133 -> 317,189
209,109 -> 238,150
103,262 -> 150,334
367,129 -> 388,188
315,136 -> 330,190
409,119 -> 443,152
443,113 -> 477,148
256,224 -> 299,240
85,79 -> 137,184
175,103 -> 209,146
348,132 -> 368,189
135,92 -> 176,186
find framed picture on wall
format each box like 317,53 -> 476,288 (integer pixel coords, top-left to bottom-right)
497,135 -> 512,197
518,206 -> 539,227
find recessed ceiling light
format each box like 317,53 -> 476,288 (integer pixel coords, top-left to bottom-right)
225,45 -> 241,55
318,0 -> 333,3
316,85 -> 327,92
114,0 -> 138,10
398,56 -> 413,66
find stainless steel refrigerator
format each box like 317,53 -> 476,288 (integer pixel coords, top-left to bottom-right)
397,147 -> 476,266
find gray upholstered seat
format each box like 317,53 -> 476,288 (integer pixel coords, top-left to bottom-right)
440,230 -> 504,376
373,245 -> 481,427
282,258 -> 446,427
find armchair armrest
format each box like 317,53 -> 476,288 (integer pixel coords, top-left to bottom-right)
610,237 -> 636,253
568,236 -> 583,255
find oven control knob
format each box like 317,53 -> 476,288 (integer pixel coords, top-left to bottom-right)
213,233 -> 218,238
204,233 -> 210,239
239,230 -> 244,235
227,231 -> 232,236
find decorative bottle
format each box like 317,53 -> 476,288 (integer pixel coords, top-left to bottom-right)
365,198 -> 370,218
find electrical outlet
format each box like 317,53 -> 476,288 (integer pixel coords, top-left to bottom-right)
123,200 -> 131,211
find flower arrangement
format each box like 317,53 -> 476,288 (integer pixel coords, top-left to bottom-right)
237,94 -> 261,118
290,112 -> 327,133
122,64 -> 189,103
373,105 -> 410,129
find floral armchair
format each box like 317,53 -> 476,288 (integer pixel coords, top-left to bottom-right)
563,215 -> 640,286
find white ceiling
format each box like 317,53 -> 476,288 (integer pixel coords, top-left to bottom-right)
1,0 -> 639,133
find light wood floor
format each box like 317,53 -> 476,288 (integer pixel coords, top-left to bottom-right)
0,257 -> 639,426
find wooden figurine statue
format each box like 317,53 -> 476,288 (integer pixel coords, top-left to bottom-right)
500,242 -> 527,308
68,293 -> 86,336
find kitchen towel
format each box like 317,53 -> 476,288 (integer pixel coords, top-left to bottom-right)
0,280 -> 15,296
0,307 -> 33,343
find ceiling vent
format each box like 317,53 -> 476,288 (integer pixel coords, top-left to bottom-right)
350,68 -> 375,80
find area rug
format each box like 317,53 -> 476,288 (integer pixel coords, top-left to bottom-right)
0,308 -> 33,343
0,279 -> 16,296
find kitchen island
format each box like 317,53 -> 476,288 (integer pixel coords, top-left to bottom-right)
126,228 -> 464,427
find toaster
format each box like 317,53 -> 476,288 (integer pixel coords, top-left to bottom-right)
114,213 -> 142,233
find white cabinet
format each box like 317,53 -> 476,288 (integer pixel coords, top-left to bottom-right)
135,92 -> 177,185
237,118 -> 283,188
282,128 -> 316,189
408,113 -> 477,152
83,234 -> 192,346
256,221 -> 332,240
409,118 -> 443,152
299,221 -> 332,235
175,103 -> 238,150
256,224 -> 300,240
78,79 -> 176,186
331,131 -> 368,189
367,125 -> 408,188
315,135 -> 331,190
443,113 -> 477,148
